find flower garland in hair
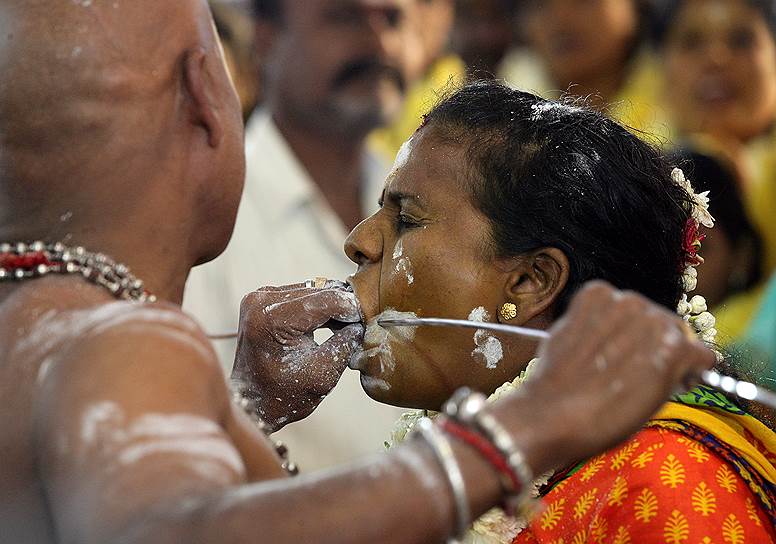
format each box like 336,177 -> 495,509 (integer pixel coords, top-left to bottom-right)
670,167 -> 718,347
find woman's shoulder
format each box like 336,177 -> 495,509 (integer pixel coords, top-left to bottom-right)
513,425 -> 775,543
545,426 -> 727,497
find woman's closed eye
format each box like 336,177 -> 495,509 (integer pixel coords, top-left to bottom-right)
396,211 -> 424,231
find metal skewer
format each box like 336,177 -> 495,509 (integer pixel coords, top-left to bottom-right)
208,332 -> 238,340
379,316 -> 776,410
702,370 -> 776,408
378,317 -> 551,340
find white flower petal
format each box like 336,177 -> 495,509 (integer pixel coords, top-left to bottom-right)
671,168 -> 691,191
689,295 -> 707,314
691,311 -> 716,332
682,274 -> 698,292
701,327 -> 718,343
676,294 -> 692,316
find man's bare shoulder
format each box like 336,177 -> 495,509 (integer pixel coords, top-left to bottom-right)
3,278 -> 209,349
1,280 -> 229,417
39,302 -> 224,393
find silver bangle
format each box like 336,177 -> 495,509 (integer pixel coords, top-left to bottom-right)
444,388 -> 535,517
474,410 -> 534,516
415,417 -> 470,543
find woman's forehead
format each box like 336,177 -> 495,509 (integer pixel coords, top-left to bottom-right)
385,134 -> 468,204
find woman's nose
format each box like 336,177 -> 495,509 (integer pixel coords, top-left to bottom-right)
345,214 -> 384,267
703,38 -> 734,69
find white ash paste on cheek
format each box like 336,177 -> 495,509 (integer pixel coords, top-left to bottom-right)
360,375 -> 391,392
473,331 -> 504,369
468,307 -> 503,369
392,240 -> 414,286
370,308 -> 418,343
395,258 -> 414,285
468,307 -> 489,323
353,309 -> 418,372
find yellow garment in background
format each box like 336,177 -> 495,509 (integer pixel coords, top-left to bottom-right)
715,284 -> 768,344
746,133 -> 776,277
498,48 -> 674,146
714,132 -> 776,343
369,55 -> 466,163
370,49 -> 673,162
603,52 -> 674,145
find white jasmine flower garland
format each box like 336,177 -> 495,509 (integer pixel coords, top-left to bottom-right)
671,168 -> 715,228
387,360 -> 546,544
671,167 -> 718,348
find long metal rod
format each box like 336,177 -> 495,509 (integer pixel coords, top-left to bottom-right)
379,316 -> 776,410
378,317 -> 551,340
208,332 -> 239,340
702,370 -> 776,408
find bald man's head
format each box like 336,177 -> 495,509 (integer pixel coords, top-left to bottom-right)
0,0 -> 245,266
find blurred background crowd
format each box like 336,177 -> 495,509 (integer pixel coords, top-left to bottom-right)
189,0 -> 776,470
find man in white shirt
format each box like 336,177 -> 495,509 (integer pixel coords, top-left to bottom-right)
184,0 -> 411,470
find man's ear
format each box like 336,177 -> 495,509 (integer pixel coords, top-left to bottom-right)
183,47 -> 224,148
498,248 -> 570,323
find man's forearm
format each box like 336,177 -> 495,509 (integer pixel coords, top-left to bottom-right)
116,440 -> 503,544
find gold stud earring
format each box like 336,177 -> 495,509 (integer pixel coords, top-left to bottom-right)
499,302 -> 517,321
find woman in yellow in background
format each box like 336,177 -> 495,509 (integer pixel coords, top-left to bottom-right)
369,0 -> 521,162
369,0 -> 463,161
500,0 -> 671,143
658,0 -> 776,343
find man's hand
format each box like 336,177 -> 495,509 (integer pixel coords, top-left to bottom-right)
493,281 -> 716,475
234,282 -> 365,431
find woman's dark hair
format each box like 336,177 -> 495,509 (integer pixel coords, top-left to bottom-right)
652,0 -> 776,46
423,81 -> 693,314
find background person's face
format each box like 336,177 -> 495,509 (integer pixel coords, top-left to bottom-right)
663,0 -> 776,143
451,0 -> 516,74
524,0 -> 639,87
344,130 -> 535,409
267,0 -> 409,136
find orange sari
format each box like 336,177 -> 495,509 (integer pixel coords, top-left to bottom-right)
513,391 -> 776,543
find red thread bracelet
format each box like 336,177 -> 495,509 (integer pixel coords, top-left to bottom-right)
438,417 -> 523,494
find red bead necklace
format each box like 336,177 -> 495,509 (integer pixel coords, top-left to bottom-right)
0,241 -> 156,302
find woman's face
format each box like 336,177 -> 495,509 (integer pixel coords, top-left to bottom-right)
663,0 -> 776,142
524,0 -> 639,87
345,129 -> 537,410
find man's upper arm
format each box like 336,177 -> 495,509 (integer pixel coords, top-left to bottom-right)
34,309 -> 248,544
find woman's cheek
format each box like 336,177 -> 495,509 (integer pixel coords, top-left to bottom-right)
389,238 -> 415,289
380,236 -> 427,313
